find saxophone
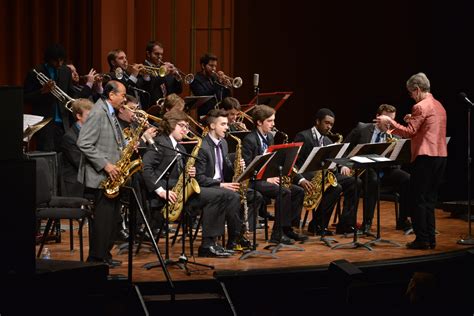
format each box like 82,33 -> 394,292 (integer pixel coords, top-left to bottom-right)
101,109 -> 148,198
273,127 -> 297,189
302,130 -> 340,210
162,135 -> 202,222
227,132 -> 250,239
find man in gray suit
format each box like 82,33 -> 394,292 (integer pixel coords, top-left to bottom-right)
77,80 -> 127,267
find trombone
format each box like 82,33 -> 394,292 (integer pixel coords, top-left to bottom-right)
33,69 -> 75,113
213,71 -> 243,89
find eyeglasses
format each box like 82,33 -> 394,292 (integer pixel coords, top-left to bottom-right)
177,122 -> 190,130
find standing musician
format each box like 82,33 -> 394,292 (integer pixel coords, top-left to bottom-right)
294,108 -> 360,235
23,43 -> 81,151
141,109 -> 233,257
345,104 -> 412,233
195,109 -> 262,250
376,72 -> 447,250
67,63 -> 103,102
190,53 -> 231,117
220,97 -> 248,132
143,41 -> 183,111
242,105 -> 307,244
77,80 -> 127,267
107,49 -> 149,106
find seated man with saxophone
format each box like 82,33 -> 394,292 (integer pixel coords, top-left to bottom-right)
77,80 -> 128,267
195,109 -> 263,251
190,53 -> 231,117
242,105 -> 307,244
143,41 -> 183,111
345,104 -> 412,233
294,108 -> 360,235
142,109 -> 232,257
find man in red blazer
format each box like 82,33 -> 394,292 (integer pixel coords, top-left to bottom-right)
376,72 -> 447,250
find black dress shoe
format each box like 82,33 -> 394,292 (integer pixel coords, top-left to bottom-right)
269,232 -> 295,245
335,224 -> 356,235
285,230 -> 309,242
227,236 -> 251,251
260,211 -> 275,221
198,245 -> 232,258
406,240 -> 430,250
396,218 -> 412,231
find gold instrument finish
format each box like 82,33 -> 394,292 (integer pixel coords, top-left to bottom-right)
327,130 -> 343,144
213,71 -> 243,89
33,69 -> 75,113
101,109 -> 149,198
272,127 -> 295,189
303,170 -> 338,210
228,132 -> 250,244
162,135 -> 202,222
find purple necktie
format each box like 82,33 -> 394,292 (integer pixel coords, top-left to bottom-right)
216,142 -> 224,179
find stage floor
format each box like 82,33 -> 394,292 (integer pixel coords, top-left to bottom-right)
38,201 -> 472,283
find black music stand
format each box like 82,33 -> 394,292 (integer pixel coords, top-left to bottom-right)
298,143 -> 346,247
260,143 -> 305,254
143,140 -> 213,275
184,95 -> 214,119
237,152 -> 278,260
245,91 -> 293,112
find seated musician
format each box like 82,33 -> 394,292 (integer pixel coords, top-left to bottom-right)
195,109 -> 262,251
220,97 -> 248,132
141,109 -> 232,257
294,108 -> 360,235
345,104 -> 412,233
242,105 -> 307,244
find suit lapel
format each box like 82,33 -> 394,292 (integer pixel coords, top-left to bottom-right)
101,99 -> 121,147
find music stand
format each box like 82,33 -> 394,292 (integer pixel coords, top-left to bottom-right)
298,143 -> 347,247
184,95 -> 214,120
260,143 -> 305,254
245,91 -> 293,112
23,117 -> 52,152
237,152 -> 279,260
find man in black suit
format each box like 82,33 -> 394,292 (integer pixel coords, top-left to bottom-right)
242,105 -> 307,244
23,43 -> 78,151
142,109 -> 231,257
195,109 -> 262,250
142,41 -> 183,111
60,98 -> 93,197
345,104 -> 412,233
67,63 -> 103,103
294,108 -> 360,235
190,53 -> 231,117
220,97 -> 249,132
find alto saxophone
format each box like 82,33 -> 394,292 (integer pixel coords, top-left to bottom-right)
227,132 -> 250,241
101,109 -> 148,198
162,135 -> 202,222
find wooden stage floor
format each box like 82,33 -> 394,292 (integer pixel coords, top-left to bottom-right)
39,201 -> 473,283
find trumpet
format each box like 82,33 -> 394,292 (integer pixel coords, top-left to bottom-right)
80,73 -> 111,82
33,69 -> 75,112
213,71 -> 243,89
143,61 -> 194,84
111,67 -> 127,81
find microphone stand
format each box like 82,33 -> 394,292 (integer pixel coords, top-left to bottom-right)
458,100 -> 474,245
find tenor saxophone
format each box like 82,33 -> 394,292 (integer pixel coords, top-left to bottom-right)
162,135 -> 202,222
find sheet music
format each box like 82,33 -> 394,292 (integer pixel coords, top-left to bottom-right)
327,143 -> 349,169
23,114 -> 44,132
298,143 -> 342,173
236,152 -> 275,183
350,156 -> 374,163
388,139 -> 408,160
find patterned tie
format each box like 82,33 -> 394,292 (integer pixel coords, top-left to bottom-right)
215,141 -> 224,179
374,131 -> 383,143
111,112 -> 125,147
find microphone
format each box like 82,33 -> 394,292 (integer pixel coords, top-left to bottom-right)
459,92 -> 474,106
253,73 -> 259,88
143,133 -> 159,152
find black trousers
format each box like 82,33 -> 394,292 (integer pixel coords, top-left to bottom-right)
255,181 -> 304,229
85,187 -> 122,261
362,167 -> 411,224
410,156 -> 446,243
309,181 -> 343,230
336,173 -> 361,227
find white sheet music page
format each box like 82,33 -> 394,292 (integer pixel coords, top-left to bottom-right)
327,143 -> 349,169
298,146 -> 321,174
350,156 -> 374,163
23,114 -> 44,141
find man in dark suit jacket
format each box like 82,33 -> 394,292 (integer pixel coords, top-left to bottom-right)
60,98 -> 93,197
294,108 -> 360,235
190,53 -> 231,117
242,105 -> 307,244
345,104 -> 412,233
77,81 -> 127,267
142,41 -> 183,111
23,44 -> 79,152
195,109 -> 262,251
142,109 -> 232,257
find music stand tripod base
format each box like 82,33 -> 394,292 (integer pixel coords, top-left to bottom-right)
364,238 -> 400,248
331,241 -> 373,251
240,248 -> 279,260
263,242 -> 305,255
457,237 -> 474,245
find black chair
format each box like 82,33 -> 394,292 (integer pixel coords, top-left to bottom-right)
34,157 -> 92,261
